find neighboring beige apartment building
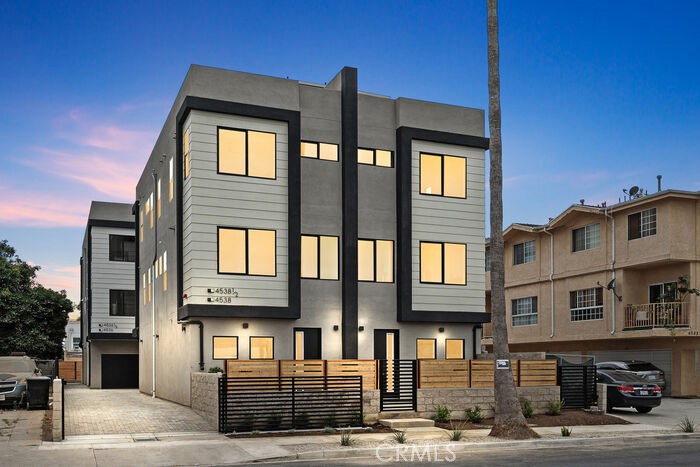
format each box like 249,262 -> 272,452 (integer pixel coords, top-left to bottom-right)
483,188 -> 700,397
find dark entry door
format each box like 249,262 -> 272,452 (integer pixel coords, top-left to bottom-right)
373,329 -> 399,360
101,354 -> 138,389
294,328 -> 322,359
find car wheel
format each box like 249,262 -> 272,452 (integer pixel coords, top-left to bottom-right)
635,407 -> 652,414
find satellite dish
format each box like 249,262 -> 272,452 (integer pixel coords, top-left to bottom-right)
629,186 -> 640,196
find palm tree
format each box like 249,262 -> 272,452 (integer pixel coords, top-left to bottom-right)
486,0 -> 538,439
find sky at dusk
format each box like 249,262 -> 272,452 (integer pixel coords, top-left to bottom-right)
1,0 -> 699,305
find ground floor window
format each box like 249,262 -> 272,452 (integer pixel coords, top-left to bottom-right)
213,336 -> 238,360
416,338 -> 436,359
250,336 -> 274,359
445,339 -> 465,359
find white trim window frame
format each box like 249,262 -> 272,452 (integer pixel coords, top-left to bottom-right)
570,288 -> 603,321
512,296 -> 538,326
572,223 -> 600,252
513,240 -> 536,265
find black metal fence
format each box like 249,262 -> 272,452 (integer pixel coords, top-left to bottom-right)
557,364 -> 597,408
218,375 -> 363,433
379,359 -> 417,412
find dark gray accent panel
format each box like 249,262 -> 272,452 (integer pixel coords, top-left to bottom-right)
396,126 -> 490,324
341,67 -> 359,358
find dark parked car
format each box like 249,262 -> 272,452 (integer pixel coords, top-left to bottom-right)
596,360 -> 666,390
597,369 -> 662,413
0,356 -> 41,406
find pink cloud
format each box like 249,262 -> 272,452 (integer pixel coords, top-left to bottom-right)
35,263 -> 80,303
0,186 -> 88,227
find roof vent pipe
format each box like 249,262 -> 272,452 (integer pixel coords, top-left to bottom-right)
657,175 -> 662,192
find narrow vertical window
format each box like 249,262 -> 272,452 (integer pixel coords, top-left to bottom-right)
302,235 -> 339,280
357,240 -> 375,281
157,179 -> 162,218
358,239 -> 394,283
294,331 -> 304,360
149,193 -> 154,228
169,158 -> 173,201
139,209 -> 144,243
162,251 -> 167,292
183,129 -> 190,179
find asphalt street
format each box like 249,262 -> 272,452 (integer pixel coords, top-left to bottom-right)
242,438 -> 700,466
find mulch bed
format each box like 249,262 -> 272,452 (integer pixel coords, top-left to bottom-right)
226,409 -> 627,438
435,409 -> 630,430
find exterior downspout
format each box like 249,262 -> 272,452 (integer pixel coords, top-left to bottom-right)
543,226 -> 555,338
151,171 -> 158,398
604,207 -> 616,334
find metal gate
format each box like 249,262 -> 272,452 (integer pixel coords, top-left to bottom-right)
379,359 -> 417,412
557,364 -> 597,408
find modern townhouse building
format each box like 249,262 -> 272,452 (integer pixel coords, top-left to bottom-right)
482,187 -> 700,396
135,65 -> 490,405
80,201 -> 138,388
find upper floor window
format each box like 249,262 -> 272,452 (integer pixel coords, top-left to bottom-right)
109,235 -> 135,262
109,289 -> 136,317
513,240 -> 535,265
358,148 -> 393,167
570,287 -> 603,321
218,127 -> 276,179
485,249 -> 491,272
420,241 -> 467,285
148,193 -> 154,228
183,129 -> 191,179
301,235 -> 339,280
301,141 -> 339,161
169,158 -> 174,201
157,179 -> 162,218
628,208 -> 656,240
358,239 -> 394,283
512,297 -> 538,326
419,153 -> 466,198
572,223 -> 600,252
218,227 -> 276,276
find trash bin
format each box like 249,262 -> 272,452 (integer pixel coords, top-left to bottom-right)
26,376 -> 51,409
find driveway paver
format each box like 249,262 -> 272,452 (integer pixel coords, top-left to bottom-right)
64,385 -> 215,436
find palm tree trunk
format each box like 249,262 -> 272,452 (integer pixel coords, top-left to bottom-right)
487,0 -> 538,439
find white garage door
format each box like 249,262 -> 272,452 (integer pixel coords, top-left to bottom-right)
589,349 -> 672,395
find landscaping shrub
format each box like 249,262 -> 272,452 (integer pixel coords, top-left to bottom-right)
393,430 -> 408,444
465,405 -> 484,423
435,405 -> 452,422
678,416 -> 695,433
208,366 -> 223,373
339,429 -> 355,446
520,398 -> 534,418
560,426 -> 572,437
546,399 -> 564,416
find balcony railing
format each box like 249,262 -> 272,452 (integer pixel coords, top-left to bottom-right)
623,302 -> 689,330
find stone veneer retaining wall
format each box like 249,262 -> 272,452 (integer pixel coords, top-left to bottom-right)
363,386 -> 560,421
191,372 -> 220,428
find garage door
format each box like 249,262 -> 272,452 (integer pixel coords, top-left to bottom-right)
101,354 -> 138,389
589,349 -> 672,395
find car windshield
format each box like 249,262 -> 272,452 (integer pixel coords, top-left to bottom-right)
603,371 -> 648,383
626,363 -> 659,372
0,359 -> 36,373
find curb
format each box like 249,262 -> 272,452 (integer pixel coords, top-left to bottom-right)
293,432 -> 700,461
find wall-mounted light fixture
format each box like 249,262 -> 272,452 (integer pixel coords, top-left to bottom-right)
438,327 -> 445,333
333,325 -> 339,331
242,322 -> 249,329
358,326 -> 365,332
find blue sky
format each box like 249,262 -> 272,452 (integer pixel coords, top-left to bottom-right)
1,0 -> 699,303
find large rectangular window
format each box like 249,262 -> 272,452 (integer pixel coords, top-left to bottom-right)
358,239 -> 394,283
570,288 -> 603,321
109,235 -> 136,262
218,227 -> 276,276
420,241 -> 467,285
301,235 -> 339,280
512,297 -> 538,326
628,208 -> 657,240
218,127 -> 276,179
301,141 -> 339,161
572,223 -> 600,252
513,240 -> 536,265
445,339 -> 465,359
419,153 -> 466,198
357,148 -> 393,167
109,289 -> 136,317
250,336 -> 274,360
416,338 -> 436,359
213,336 -> 238,360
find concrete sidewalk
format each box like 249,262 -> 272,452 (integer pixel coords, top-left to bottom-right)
0,421 -> 690,466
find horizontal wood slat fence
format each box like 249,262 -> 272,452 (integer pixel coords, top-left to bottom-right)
58,360 -> 82,382
225,359 -> 557,389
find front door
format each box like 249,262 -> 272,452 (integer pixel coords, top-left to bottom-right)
293,328 -> 322,360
